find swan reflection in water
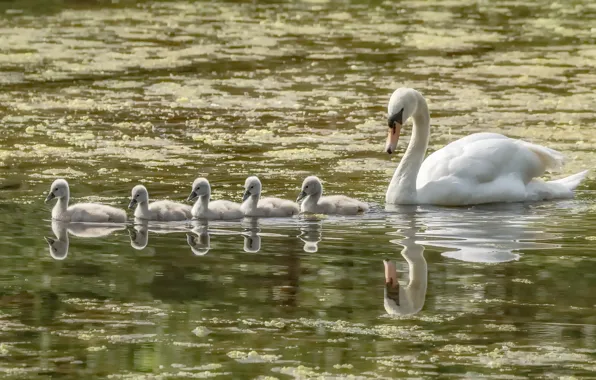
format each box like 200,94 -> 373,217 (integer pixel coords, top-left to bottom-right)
45,220 -> 125,260
385,203 -> 560,264
298,219 -> 322,253
186,220 -> 211,256
242,218 -> 261,253
129,218 -> 188,251
384,217 -> 428,316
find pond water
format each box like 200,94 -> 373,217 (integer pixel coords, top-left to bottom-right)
1,0 -> 596,378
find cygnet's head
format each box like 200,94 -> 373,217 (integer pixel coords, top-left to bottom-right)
383,259 -> 402,312
129,185 -> 149,209
386,87 -> 422,154
45,236 -> 69,260
128,225 -> 148,250
45,179 -> 69,203
187,177 -> 211,202
242,176 -> 262,202
296,176 -> 323,202
186,232 -> 210,256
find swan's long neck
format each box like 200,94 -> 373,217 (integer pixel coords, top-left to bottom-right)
386,96 -> 430,204
302,192 -> 321,213
52,194 -> 70,220
398,244 -> 428,314
242,194 -> 259,214
193,195 -> 210,217
135,200 -> 151,219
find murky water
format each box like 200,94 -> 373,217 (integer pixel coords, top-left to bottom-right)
1,0 -> 596,378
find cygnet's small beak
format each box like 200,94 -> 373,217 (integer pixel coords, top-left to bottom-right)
128,199 -> 137,209
187,191 -> 198,202
242,190 -> 251,202
45,192 -> 55,203
44,236 -> 55,245
296,191 -> 307,202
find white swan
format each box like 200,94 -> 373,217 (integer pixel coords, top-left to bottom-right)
241,176 -> 299,217
45,179 -> 127,223
296,176 -> 369,215
129,185 -> 192,221
187,177 -> 244,220
384,88 -> 588,206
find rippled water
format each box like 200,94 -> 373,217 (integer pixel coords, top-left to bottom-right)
1,0 -> 596,378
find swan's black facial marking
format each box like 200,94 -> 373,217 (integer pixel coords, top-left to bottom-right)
387,108 -> 404,129
384,280 -> 400,306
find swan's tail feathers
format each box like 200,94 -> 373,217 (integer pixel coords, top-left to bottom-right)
550,170 -> 589,191
521,141 -> 565,172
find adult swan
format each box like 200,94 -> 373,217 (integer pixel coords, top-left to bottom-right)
385,88 -> 588,206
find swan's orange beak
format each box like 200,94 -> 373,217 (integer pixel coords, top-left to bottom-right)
384,260 -> 398,287
384,259 -> 400,305
385,123 -> 401,154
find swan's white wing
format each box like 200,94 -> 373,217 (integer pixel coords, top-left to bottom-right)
149,200 -> 192,221
417,133 -> 561,188
69,203 -> 126,223
258,197 -> 299,216
414,132 -> 574,205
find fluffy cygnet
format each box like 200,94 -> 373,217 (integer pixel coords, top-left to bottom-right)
187,177 -> 243,220
129,185 -> 192,221
296,176 -> 369,215
45,179 -> 126,223
241,176 -> 299,217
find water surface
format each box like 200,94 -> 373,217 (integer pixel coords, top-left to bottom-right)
1,0 -> 596,378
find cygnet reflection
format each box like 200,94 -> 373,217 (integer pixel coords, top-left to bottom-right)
298,220 -> 322,253
241,218 -> 261,253
384,217 -> 428,316
45,220 -> 125,260
129,218 -> 188,250
186,222 -> 211,256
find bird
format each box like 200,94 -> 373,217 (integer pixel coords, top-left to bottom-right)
384,87 -> 588,205
128,184 -> 192,221
45,179 -> 126,223
296,176 -> 369,215
241,176 -> 299,217
187,177 -> 243,220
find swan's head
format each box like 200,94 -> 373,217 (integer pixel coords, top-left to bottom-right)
187,177 -> 211,202
129,185 -> 148,209
296,176 -> 323,202
45,236 -> 69,260
383,259 -> 401,308
242,176 -> 262,201
186,232 -> 210,256
45,179 -> 69,203
386,87 -> 421,154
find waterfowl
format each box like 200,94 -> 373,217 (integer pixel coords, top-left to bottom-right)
296,176 -> 368,215
45,179 -> 126,223
241,176 -> 299,217
129,184 -> 192,221
384,87 -> 588,205
187,178 -> 243,220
